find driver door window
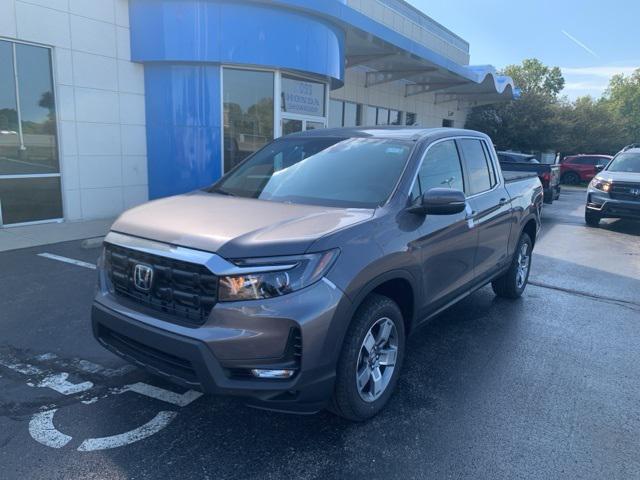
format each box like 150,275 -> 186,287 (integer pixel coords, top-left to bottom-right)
411,140 -> 464,202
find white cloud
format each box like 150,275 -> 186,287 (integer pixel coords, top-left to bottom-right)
560,65 -> 638,99
561,66 -> 638,77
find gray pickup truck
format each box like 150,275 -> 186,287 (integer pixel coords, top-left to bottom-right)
92,127 -> 543,421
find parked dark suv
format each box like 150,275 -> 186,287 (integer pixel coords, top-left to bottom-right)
92,128 -> 543,421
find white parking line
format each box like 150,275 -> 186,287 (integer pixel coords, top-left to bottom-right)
37,253 -> 96,270
122,382 -> 203,407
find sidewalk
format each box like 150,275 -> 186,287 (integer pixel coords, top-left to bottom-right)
0,218 -> 114,252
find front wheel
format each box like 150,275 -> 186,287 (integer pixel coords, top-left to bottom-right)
330,294 -> 405,421
585,209 -> 601,227
492,233 -> 533,299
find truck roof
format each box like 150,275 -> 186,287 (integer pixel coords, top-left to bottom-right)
284,126 -> 487,142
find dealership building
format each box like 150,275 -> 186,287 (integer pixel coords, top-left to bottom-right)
0,0 -> 516,227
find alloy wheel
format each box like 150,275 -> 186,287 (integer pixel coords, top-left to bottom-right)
516,242 -> 531,289
355,317 -> 398,402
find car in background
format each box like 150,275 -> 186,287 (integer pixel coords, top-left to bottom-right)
560,154 -> 613,185
497,151 -> 561,204
585,146 -> 640,226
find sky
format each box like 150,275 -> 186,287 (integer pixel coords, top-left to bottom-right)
407,0 -> 640,99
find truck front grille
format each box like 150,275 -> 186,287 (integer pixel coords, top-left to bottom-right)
610,183 -> 640,202
105,243 -> 218,325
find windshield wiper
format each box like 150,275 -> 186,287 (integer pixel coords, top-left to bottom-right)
210,187 -> 235,197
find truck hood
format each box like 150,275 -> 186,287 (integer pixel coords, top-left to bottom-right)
111,191 -> 374,258
597,171 -> 640,183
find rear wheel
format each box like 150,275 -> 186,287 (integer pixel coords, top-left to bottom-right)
492,233 -> 533,299
330,294 -> 405,421
562,171 -> 580,185
585,209 -> 601,227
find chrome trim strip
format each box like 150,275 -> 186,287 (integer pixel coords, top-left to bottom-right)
104,232 -> 296,276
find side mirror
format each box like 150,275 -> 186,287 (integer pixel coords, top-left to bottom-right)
407,188 -> 466,215
595,164 -> 605,173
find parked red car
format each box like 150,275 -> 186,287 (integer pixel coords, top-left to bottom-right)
560,155 -> 613,184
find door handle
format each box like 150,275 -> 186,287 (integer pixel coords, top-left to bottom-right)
498,197 -> 508,206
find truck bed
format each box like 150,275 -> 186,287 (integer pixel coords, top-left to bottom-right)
503,171 -> 539,183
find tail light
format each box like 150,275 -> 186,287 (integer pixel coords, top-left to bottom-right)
541,171 -> 551,185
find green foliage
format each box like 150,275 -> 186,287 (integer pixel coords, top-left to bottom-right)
502,59 -> 565,98
604,70 -> 640,141
465,59 -> 639,155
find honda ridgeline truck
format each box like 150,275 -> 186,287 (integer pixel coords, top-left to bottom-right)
92,128 -> 543,421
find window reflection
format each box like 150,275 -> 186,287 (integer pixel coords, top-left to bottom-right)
223,69 -> 274,173
0,41 -> 21,175
14,43 -> 59,175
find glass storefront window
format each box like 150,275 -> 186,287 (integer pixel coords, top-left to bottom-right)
389,110 -> 402,125
223,68 -> 275,173
377,108 -> 389,125
405,112 -> 417,126
281,75 -> 326,117
0,176 -> 62,225
329,99 -> 343,128
329,100 -> 359,128
344,102 -> 359,127
282,118 -> 303,135
305,121 -> 325,130
1,40 -> 62,226
364,106 -> 377,126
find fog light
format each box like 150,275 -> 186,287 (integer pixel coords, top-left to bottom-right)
251,369 -> 296,379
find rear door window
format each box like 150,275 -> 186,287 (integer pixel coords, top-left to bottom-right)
458,138 -> 493,195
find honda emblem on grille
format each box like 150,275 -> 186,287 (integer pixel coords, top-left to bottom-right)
133,264 -> 154,292
630,188 -> 640,196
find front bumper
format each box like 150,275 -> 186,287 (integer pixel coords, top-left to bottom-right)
92,278 -> 352,414
586,191 -> 640,220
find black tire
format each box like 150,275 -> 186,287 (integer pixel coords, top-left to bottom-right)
492,233 -> 533,299
330,293 -> 405,421
544,191 -> 554,205
562,171 -> 580,185
585,209 -> 601,227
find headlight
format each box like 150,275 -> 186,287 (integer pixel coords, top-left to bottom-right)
218,249 -> 339,301
590,178 -> 611,192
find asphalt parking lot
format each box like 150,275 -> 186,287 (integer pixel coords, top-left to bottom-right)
1,187 -> 639,480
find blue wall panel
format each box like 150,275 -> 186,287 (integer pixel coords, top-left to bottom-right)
144,64 -> 222,199
130,0 -> 344,84
129,0 -> 345,199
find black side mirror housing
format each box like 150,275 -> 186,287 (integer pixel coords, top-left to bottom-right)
407,188 -> 467,215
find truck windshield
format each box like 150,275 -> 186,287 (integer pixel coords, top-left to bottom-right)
607,153 -> 640,173
210,137 -> 413,208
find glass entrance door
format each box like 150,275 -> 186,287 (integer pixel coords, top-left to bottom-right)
0,40 -> 62,226
281,117 -> 327,136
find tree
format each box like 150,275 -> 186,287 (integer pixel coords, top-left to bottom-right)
502,58 -> 565,98
466,93 -> 557,151
553,96 -> 629,155
465,59 -> 564,151
603,69 -> 640,141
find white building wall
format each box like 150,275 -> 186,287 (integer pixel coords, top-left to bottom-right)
346,0 -> 470,65
0,0 -> 148,222
332,68 -> 470,128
